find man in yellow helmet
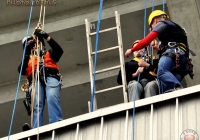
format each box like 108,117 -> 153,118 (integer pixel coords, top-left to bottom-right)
125,10 -> 193,92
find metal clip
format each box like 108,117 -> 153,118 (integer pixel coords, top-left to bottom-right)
174,47 -> 180,53
21,83 -> 29,93
168,42 -> 177,48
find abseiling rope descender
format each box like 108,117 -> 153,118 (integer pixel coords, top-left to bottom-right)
33,23 -> 46,49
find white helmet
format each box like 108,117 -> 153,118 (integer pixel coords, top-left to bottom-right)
22,36 -> 33,48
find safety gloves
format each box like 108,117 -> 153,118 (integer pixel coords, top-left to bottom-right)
34,29 -> 49,40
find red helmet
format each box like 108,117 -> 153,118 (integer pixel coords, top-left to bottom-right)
131,40 -> 140,48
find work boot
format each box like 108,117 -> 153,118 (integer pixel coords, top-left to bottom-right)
22,123 -> 31,131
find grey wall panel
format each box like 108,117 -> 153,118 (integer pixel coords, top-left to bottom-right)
80,119 -> 101,140
103,113 -> 126,140
135,108 -> 150,140
126,107 -> 151,140
196,95 -> 200,139
27,131 -> 53,140
181,94 -> 200,135
56,125 -> 77,140
154,101 -> 176,140
39,135 -> 52,140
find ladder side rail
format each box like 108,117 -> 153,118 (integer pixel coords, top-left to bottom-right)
85,19 -> 97,111
115,11 -> 128,103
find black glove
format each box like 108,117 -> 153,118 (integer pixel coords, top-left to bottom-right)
24,41 -> 35,55
34,29 -> 49,39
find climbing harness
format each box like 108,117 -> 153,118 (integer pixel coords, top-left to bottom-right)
41,62 -> 62,88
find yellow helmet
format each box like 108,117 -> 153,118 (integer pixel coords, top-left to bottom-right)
148,10 -> 169,26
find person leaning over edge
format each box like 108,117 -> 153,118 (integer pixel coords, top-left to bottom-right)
18,29 -> 64,130
117,40 -> 159,101
125,10 -> 194,93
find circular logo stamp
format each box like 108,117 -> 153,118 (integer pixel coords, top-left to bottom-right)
180,129 -> 199,140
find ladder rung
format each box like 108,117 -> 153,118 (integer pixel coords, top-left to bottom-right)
95,65 -> 121,74
91,46 -> 119,55
90,27 -> 117,36
95,85 -> 123,94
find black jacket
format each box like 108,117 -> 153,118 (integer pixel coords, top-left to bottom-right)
117,59 -> 154,85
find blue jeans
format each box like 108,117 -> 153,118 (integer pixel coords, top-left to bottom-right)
29,76 -> 63,128
157,48 -> 187,91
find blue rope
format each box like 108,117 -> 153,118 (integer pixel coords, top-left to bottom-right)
149,0 -> 155,65
8,1 -> 34,139
143,0 -> 147,56
132,0 -> 147,139
149,30 -> 153,65
132,74 -> 140,140
90,0 -> 104,112
152,0 -> 155,11
162,0 -> 165,12
143,0 -> 147,38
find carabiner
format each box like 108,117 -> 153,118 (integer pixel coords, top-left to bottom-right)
168,42 -> 177,48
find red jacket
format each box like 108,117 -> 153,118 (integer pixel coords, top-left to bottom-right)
18,38 -> 63,78
26,51 -> 59,78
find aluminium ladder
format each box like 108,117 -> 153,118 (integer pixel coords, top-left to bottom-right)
85,11 -> 128,111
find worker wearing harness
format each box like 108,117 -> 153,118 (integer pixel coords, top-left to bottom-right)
117,40 -> 159,101
125,10 -> 194,92
18,29 -> 64,130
